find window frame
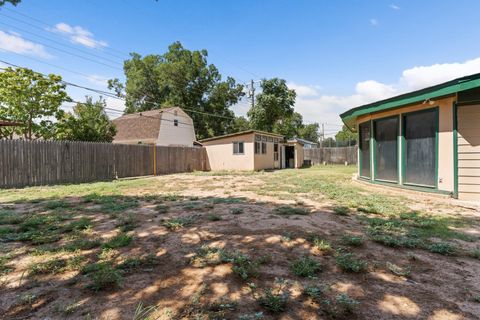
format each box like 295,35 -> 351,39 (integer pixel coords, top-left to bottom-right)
173,119 -> 179,127
373,115 -> 400,184
233,141 -> 245,155
401,107 -> 439,189
358,120 -> 372,179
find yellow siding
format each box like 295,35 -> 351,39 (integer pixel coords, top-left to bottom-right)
458,104 -> 480,201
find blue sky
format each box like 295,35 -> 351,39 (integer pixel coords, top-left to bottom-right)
1,0 -> 480,135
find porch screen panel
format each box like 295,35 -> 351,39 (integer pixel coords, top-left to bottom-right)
359,122 -> 371,178
374,117 -> 398,182
404,109 -> 436,187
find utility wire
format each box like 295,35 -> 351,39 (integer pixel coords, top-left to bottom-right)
0,7 -> 129,59
0,19 -> 124,66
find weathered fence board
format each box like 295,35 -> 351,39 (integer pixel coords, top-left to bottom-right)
304,146 -> 358,165
0,140 -> 207,188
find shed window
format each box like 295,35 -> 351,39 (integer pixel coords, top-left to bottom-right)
261,142 -> 267,154
174,119 -> 178,126
403,109 -> 437,187
359,121 -> 371,178
233,141 -> 244,155
255,141 -> 261,154
374,117 -> 398,182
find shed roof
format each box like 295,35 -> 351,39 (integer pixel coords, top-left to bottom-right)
112,107 -> 177,143
340,72 -> 480,131
199,130 -> 284,143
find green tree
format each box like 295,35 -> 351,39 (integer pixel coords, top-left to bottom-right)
230,116 -> 250,132
0,67 -> 69,140
109,42 -> 244,139
248,78 -> 296,132
56,97 -> 117,142
335,125 -> 357,146
298,123 -> 320,142
273,112 -> 303,138
0,0 -> 21,6
272,112 -> 319,142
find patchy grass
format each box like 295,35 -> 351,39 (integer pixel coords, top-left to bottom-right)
272,206 -> 309,216
427,242 -> 457,255
335,252 -> 368,273
340,234 -> 364,247
386,262 -> 411,277
223,252 -> 260,281
290,256 -> 321,277
28,256 -> 85,276
102,233 -> 133,249
333,206 -> 350,216
257,279 -> 290,313
84,262 -> 123,291
307,235 -> 333,252
207,214 -> 222,221
162,216 -> 196,230
230,208 -> 244,215
155,204 -> 169,214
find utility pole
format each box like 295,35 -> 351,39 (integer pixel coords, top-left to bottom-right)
250,79 -> 255,109
321,123 -> 325,147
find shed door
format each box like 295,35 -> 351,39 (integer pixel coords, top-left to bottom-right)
457,104 -> 480,201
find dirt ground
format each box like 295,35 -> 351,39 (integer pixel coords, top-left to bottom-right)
0,166 -> 479,320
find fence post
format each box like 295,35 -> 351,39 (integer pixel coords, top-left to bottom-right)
153,144 -> 157,176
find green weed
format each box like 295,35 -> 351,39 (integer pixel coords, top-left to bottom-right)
333,206 -> 349,216
162,216 -> 195,230
230,208 -> 244,215
427,242 -> 456,255
85,262 -> 123,291
290,256 -> 321,277
155,204 -> 169,214
336,252 -> 367,273
272,206 -> 309,216
102,233 -> 133,249
340,234 -> 364,247
207,214 -> 222,221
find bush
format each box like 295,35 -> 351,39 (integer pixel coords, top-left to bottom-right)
290,256 -> 321,277
336,252 -> 367,273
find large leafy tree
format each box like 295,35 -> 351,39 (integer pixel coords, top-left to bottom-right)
335,125 -> 357,146
0,67 -> 69,140
56,97 -> 117,142
109,42 -> 244,139
248,78 -> 296,132
273,112 -> 319,142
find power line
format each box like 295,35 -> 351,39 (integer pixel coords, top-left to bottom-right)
0,19 -> 124,66
0,7 -> 129,59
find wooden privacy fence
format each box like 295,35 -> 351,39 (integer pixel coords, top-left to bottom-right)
304,146 -> 358,165
0,140 -> 208,188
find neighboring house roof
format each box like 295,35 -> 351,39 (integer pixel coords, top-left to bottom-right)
287,137 -> 318,145
340,72 -> 480,131
199,130 -> 284,143
112,107 -> 177,143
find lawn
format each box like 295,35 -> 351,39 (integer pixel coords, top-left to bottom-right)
0,166 -> 479,319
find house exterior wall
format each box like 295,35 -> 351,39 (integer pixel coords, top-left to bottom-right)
253,133 -> 284,170
295,143 -> 304,168
156,108 -> 196,147
202,133 -> 255,171
356,95 -> 456,193
457,104 -> 480,200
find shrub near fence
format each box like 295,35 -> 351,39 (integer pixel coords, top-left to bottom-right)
304,146 -> 358,165
0,140 -> 208,188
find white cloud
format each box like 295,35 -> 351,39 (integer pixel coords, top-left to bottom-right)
48,23 -> 108,49
0,30 -> 51,58
370,19 -> 379,27
85,74 -> 110,88
287,57 -> 480,127
287,82 -> 322,97
390,4 -> 400,10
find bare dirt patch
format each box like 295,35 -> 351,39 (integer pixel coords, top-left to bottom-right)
0,166 -> 479,319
